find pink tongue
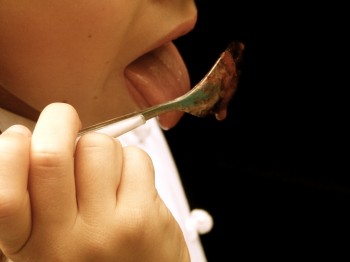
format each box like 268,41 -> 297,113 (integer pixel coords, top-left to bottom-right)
125,42 -> 190,129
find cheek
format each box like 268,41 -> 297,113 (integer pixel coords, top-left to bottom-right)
0,3 -> 132,82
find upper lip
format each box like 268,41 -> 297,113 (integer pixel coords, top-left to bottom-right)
139,15 -> 197,58
124,14 -> 197,129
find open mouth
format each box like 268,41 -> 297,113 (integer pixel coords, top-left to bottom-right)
125,41 -> 191,129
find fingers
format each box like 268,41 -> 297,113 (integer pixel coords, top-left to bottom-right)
75,137 -> 157,219
74,133 -> 123,217
0,125 -> 32,254
112,146 -> 190,261
29,103 -> 81,226
116,146 -> 157,209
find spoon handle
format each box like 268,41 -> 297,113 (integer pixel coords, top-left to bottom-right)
77,98 -> 182,137
78,113 -> 145,137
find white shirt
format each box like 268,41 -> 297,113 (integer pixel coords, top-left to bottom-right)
0,108 -> 212,261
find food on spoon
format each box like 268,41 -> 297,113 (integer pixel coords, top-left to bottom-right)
190,41 -> 244,120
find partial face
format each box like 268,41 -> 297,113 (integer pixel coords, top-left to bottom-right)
0,0 -> 197,128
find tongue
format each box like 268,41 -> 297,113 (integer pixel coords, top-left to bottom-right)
125,42 -> 190,129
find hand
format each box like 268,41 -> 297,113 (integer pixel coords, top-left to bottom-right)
0,103 -> 189,262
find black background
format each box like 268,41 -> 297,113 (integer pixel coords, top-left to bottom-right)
168,1 -> 348,260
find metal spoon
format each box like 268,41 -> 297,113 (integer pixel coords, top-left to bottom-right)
78,41 -> 244,137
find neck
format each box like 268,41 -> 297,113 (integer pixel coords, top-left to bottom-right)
0,85 -> 40,121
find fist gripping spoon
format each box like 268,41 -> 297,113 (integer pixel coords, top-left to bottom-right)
78,41 -> 244,137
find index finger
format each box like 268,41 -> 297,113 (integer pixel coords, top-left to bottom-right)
29,103 -> 81,225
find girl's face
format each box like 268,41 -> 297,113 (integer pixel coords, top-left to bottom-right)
0,0 -> 197,128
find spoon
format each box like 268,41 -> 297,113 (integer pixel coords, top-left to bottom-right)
78,41 -> 244,137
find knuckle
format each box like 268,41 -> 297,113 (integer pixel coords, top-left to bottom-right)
31,149 -> 70,172
118,205 -> 176,250
0,133 -> 29,159
117,209 -> 153,244
124,146 -> 154,172
78,133 -> 121,152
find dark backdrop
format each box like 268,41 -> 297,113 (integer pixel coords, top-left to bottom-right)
167,1 -> 348,260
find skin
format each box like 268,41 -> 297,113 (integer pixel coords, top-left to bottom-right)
0,0 -> 197,261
